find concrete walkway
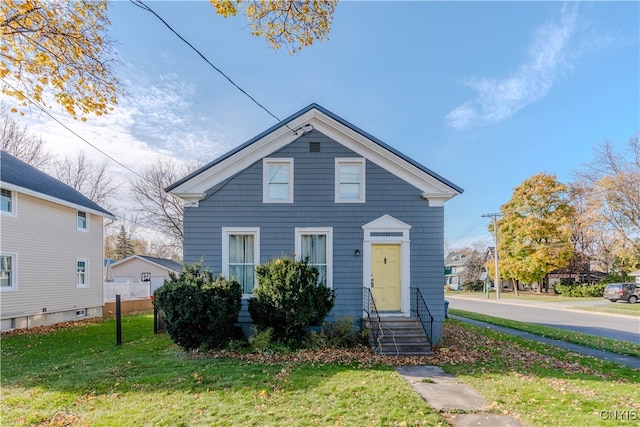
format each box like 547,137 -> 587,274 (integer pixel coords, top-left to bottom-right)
396,365 -> 525,427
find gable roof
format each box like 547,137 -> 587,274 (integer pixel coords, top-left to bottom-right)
111,255 -> 182,273
1,150 -> 114,218
166,104 -> 463,206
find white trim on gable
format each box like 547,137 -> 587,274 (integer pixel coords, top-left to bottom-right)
168,107 -> 460,204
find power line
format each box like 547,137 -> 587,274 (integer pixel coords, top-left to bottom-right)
448,216 -> 489,247
130,0 -> 287,128
0,78 -> 147,182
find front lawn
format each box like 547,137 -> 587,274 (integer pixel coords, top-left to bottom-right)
2,314 -> 638,426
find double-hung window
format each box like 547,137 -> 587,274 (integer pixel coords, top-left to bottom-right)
76,259 -> 88,287
1,188 -> 15,215
222,228 -> 260,295
263,159 -> 293,203
295,228 -> 333,288
335,158 -> 365,202
77,211 -> 88,231
0,254 -> 16,290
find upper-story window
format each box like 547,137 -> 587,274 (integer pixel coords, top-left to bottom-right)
1,188 -> 15,215
263,158 -> 293,203
335,158 -> 365,203
77,211 -> 88,231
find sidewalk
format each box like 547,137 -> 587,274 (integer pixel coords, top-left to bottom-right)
396,365 -> 525,427
450,314 -> 640,369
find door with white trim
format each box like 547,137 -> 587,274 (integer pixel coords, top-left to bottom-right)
371,244 -> 401,311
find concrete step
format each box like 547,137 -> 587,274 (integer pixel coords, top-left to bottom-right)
364,316 -> 432,356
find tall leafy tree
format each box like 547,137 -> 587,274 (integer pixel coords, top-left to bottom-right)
211,0 -> 337,54
2,0 -> 336,119
495,173 -> 575,291
1,0 -> 119,119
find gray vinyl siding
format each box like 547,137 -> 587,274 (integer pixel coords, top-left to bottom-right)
183,130 -> 445,342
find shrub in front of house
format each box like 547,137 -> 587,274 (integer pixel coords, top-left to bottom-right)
553,282 -> 606,297
462,281 -> 484,292
248,257 -> 335,344
154,262 -> 242,351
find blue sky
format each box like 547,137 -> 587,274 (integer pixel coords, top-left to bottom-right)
13,1 -> 640,248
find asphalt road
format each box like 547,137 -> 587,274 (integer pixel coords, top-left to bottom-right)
446,295 -> 640,344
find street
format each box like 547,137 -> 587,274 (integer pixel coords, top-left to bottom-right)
446,295 -> 640,344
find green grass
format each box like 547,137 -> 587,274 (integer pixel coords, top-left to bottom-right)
446,290 -> 600,303
442,321 -> 640,427
1,314 -> 445,426
574,302 -> 640,317
449,308 -> 640,358
3,314 -> 639,427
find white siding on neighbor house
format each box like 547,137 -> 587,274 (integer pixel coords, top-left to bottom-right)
110,258 -> 175,293
0,193 -> 104,323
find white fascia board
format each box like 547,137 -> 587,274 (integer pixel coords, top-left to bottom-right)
0,181 -> 115,220
169,107 -> 459,203
169,111 -> 316,197
307,113 -> 460,201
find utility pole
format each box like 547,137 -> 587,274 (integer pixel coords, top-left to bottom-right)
483,213 -> 502,299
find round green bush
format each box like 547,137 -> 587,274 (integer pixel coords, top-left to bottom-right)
248,257 -> 335,344
154,262 -> 242,351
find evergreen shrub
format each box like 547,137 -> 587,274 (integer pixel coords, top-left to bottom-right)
248,257 -> 335,344
154,262 -> 242,351
553,282 -> 606,297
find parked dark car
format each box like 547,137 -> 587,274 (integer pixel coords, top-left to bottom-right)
603,283 -> 639,303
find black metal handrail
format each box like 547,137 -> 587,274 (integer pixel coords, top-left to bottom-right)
411,287 -> 433,346
363,287 -> 383,354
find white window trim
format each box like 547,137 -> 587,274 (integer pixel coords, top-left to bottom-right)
0,253 -> 18,291
222,227 -> 260,296
295,227 -> 333,289
263,158 -> 294,203
77,211 -> 89,232
335,158 -> 366,203
1,188 -> 17,217
76,258 -> 89,288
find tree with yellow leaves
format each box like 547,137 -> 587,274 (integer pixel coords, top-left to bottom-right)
211,0 -> 337,54
494,173 -> 575,292
1,0 -> 337,120
1,0 -> 119,119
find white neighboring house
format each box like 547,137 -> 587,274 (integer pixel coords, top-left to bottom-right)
0,151 -> 114,331
630,270 -> 640,284
110,255 -> 182,294
444,251 -> 471,290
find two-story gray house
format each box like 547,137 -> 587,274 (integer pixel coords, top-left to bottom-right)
166,104 -> 462,346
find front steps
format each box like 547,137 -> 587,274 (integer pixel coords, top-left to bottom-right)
362,316 -> 433,356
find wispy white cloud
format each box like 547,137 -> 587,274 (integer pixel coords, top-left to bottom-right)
446,5 -> 580,130
5,71 -> 233,179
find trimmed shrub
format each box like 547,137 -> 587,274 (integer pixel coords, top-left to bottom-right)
154,262 -> 242,351
462,281 -> 484,292
248,257 -> 335,344
553,282 -> 606,298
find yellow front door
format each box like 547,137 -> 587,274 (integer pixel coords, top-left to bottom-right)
371,244 -> 401,311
